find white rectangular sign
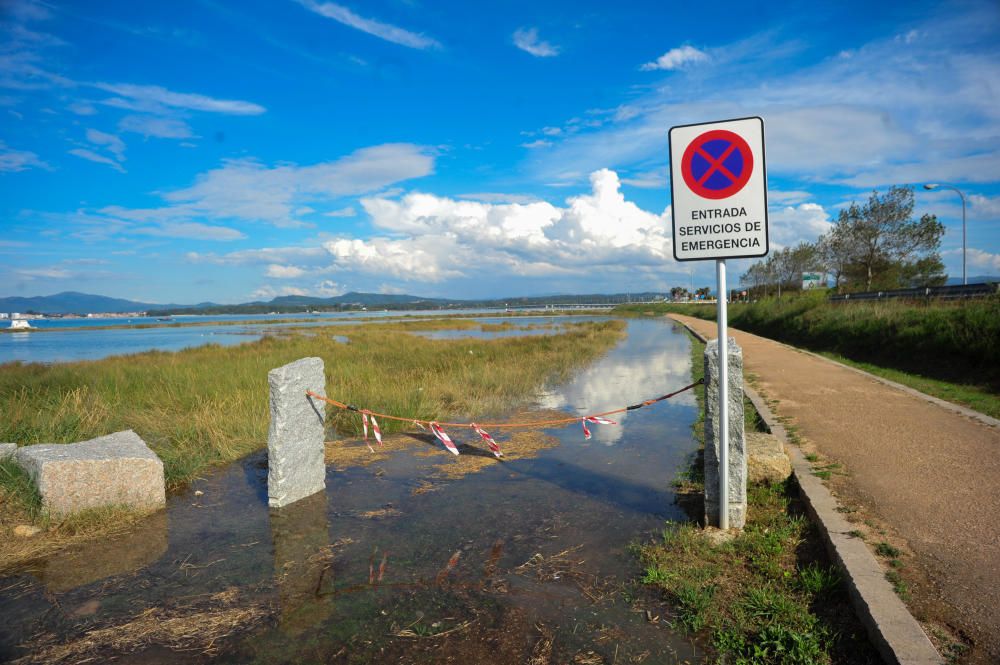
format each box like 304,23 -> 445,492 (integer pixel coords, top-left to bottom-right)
669,116 -> 769,261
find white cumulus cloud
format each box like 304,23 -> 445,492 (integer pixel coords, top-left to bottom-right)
265,264 -> 306,279
766,202 -> 832,250
945,248 -> 1000,273
320,169 -> 675,285
640,45 -> 708,71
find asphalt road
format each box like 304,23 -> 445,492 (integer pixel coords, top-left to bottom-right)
670,313 -> 1000,665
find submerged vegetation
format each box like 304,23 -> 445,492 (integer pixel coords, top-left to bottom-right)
0,318 -> 625,552
616,293 -> 1000,416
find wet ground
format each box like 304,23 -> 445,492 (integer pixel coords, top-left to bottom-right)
0,319 -> 704,664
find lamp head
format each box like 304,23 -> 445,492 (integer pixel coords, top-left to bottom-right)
923,184 -> 939,190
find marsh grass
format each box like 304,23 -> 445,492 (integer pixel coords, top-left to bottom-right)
0,318 -> 623,492
0,319 -> 624,567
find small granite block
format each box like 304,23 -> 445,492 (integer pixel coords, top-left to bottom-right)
0,443 -> 16,462
267,357 -> 327,508
747,432 -> 792,484
704,337 -> 747,528
15,430 -> 165,517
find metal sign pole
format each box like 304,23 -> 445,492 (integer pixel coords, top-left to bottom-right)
716,258 -> 729,530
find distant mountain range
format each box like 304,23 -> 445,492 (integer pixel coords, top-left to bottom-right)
946,275 -> 1000,286
7,279 -> 995,315
0,292 -> 210,315
0,290 -> 663,315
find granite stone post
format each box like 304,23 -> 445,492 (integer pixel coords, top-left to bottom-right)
704,337 -> 747,529
267,357 -> 326,508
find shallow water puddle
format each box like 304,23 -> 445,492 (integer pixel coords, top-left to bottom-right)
0,319 -> 703,664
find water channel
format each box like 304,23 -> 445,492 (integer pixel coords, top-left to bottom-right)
0,312 -> 592,364
0,318 -> 703,663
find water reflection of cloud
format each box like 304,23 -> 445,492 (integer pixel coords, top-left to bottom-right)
538,322 -> 695,445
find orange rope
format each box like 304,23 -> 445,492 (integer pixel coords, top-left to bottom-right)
306,378 -> 703,430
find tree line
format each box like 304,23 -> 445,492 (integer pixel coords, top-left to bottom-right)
741,186 -> 946,297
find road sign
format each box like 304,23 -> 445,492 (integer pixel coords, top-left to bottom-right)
802,272 -> 824,290
669,117 -> 768,261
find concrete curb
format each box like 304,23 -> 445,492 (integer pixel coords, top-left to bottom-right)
671,317 -> 943,665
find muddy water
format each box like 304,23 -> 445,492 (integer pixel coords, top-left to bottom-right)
0,319 -> 704,664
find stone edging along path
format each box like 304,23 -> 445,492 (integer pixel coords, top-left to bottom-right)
674,318 -> 943,665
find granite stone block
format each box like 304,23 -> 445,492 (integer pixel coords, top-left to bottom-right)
267,357 -> 326,508
15,430 -> 165,517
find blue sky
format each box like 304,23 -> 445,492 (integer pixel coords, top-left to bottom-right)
1,0 -> 998,303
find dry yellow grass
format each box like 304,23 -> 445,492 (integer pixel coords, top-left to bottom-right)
16,588 -> 271,663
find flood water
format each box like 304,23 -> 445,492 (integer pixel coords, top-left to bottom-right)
0,313 -> 599,364
0,319 -> 703,663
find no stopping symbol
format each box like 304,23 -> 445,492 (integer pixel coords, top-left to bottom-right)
681,129 -> 753,200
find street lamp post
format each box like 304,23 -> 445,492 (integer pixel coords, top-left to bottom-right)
923,183 -> 967,285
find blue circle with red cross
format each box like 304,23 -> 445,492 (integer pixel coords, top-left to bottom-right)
681,129 -> 754,200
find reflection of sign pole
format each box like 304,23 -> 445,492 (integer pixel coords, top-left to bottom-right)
669,117 -> 768,530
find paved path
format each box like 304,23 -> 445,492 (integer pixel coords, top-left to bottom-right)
670,314 -> 1000,665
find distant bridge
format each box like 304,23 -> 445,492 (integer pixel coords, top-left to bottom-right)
485,301 -> 664,312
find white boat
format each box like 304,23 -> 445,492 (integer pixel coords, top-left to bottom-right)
9,319 -> 32,330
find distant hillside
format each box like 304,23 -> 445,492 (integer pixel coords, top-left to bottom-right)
0,291 -> 207,315
946,276 -> 1000,286
268,292 -> 452,307
1,290 -> 669,316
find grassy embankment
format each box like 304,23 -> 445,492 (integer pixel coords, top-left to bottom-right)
634,325 -> 878,664
0,318 -> 625,565
616,293 -> 1000,419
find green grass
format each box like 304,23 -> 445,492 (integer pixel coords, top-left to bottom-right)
638,480 -> 877,664
637,323 -> 878,664
0,318 -> 626,492
814,351 -> 1000,420
885,570 -> 910,600
616,294 -> 1000,417
0,458 -> 43,522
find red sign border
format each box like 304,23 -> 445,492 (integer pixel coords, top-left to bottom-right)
680,129 -> 754,200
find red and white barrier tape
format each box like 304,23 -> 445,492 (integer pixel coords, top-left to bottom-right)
430,422 -> 460,456
580,415 -> 617,440
471,423 -> 503,459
